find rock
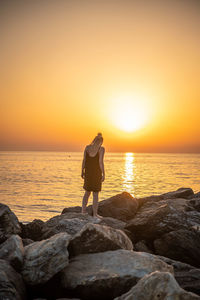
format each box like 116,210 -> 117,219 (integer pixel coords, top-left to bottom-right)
0,203 -> 21,243
134,240 -> 153,254
68,223 -> 133,257
94,192 -> 139,221
98,217 -> 126,230
137,195 -> 164,207
154,229 -> 200,268
60,249 -> 173,300
22,232 -> 71,285
40,213 -> 101,239
20,219 -> 45,241
22,238 -> 34,246
0,259 -> 26,300
157,255 -> 200,296
162,187 -> 194,199
0,234 -> 24,271
62,206 -> 84,214
114,271 -> 200,300
125,198 -> 198,242
188,198 -> 200,212
62,192 -> 138,222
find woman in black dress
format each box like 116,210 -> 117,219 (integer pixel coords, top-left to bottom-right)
81,133 -> 105,218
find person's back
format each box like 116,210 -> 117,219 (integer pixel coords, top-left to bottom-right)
81,133 -> 105,219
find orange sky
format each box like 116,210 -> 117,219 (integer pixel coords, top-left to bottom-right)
0,0 -> 200,152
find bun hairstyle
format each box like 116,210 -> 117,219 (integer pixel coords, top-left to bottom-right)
92,132 -> 103,144
88,132 -> 103,156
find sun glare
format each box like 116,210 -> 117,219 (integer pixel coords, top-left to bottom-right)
109,94 -> 150,133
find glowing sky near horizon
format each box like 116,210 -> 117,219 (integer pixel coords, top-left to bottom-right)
0,0 -> 199,152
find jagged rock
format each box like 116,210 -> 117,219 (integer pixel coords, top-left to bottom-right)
22,232 -> 71,285
60,249 -> 173,300
40,213 -> 101,239
154,229 -> 200,268
98,217 -> 126,230
0,203 -> 21,243
134,240 -> 153,254
68,223 -> 133,256
125,198 -> 198,242
162,187 -> 194,199
62,192 -> 138,222
114,271 -> 200,300
62,206 -> 84,214
20,219 -> 44,241
92,192 -> 139,221
157,255 -> 200,296
22,238 -> 34,246
137,195 -> 164,207
0,259 -> 26,300
0,234 -> 24,271
188,198 -> 200,212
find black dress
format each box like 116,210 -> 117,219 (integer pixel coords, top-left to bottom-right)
83,150 -> 102,192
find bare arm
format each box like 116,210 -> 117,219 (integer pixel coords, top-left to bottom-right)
81,147 -> 87,178
99,147 -> 105,181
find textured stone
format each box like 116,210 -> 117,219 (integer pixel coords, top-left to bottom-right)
157,255 -> 200,296
61,249 -> 173,300
0,234 -> 24,271
0,259 -> 26,300
154,229 -> 200,268
22,232 -> 71,285
62,192 -> 138,222
20,219 -> 44,241
68,223 -> 133,256
125,198 -> 199,242
162,187 -> 194,199
114,271 -> 200,300
0,203 -> 21,243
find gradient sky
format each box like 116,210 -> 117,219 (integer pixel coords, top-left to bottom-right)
0,0 -> 199,152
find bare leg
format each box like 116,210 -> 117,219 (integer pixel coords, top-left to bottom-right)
82,191 -> 91,214
92,192 -> 102,218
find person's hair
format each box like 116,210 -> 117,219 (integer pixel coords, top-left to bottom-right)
87,133 -> 103,156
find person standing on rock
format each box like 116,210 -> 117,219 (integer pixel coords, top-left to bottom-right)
81,132 -> 105,219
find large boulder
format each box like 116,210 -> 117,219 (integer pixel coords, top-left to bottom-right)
62,192 -> 139,222
68,223 -> 133,256
125,198 -> 198,242
20,219 -> 45,241
40,213 -> 101,240
114,271 -> 200,300
0,234 -> 24,271
154,229 -> 200,268
161,187 -> 194,199
157,255 -> 200,296
0,259 -> 26,300
93,192 -> 139,221
0,203 -> 21,243
22,232 -> 71,285
60,249 -> 173,300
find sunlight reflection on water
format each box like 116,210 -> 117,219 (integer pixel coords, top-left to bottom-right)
0,151 -> 199,222
123,153 -> 135,196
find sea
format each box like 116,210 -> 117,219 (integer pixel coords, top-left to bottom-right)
0,151 -> 199,223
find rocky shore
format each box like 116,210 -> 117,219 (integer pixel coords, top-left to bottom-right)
0,187 -> 200,300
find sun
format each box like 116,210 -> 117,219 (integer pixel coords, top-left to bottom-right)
110,95 -> 149,133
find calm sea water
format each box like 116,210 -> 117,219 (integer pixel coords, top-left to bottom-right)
0,151 -> 199,223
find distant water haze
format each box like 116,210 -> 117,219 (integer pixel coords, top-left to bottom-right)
0,151 -> 199,223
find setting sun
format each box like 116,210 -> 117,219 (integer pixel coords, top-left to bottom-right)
109,94 -> 150,133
